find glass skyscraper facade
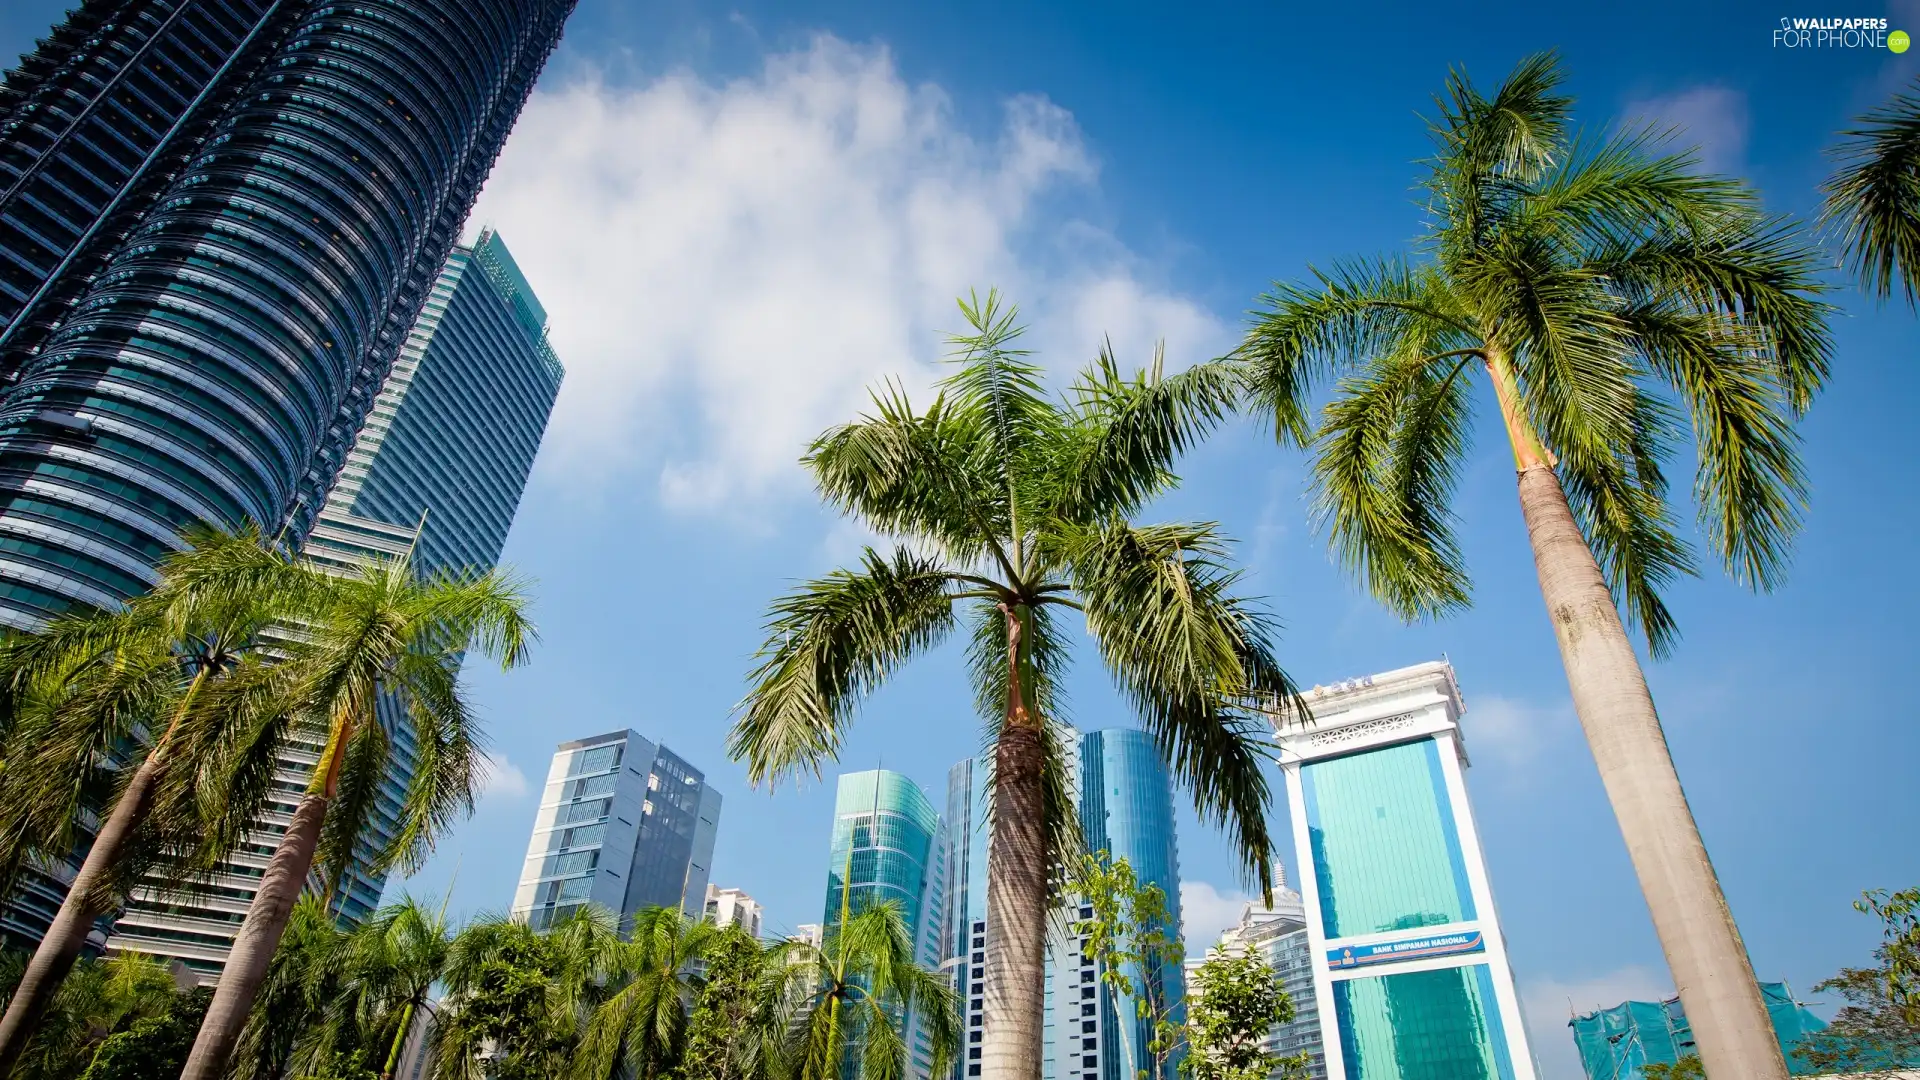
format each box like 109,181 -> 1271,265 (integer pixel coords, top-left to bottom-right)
944,726 -> 1185,1080
0,0 -> 576,630
1275,662 -> 1537,1080
823,769 -> 950,1080
513,731 -> 722,931
102,228 -> 564,972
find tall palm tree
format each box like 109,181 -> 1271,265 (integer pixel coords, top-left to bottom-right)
1822,81 -> 1920,306
180,555 -> 534,1080
781,900 -> 959,1080
579,906 -> 719,1080
229,896 -> 351,1080
0,527 -> 322,1072
733,291 -> 1296,1080
1235,53 -> 1831,1080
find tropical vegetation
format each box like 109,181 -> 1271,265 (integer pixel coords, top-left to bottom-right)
733,290 -> 1297,1079
1072,853 -> 1185,1080
1822,81 -> 1920,307
1794,887 -> 1920,1076
1234,51 -> 1831,1080
1183,949 -> 1307,1080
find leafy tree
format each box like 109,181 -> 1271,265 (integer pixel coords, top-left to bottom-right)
1235,52 -> 1830,1080
82,987 -> 213,1080
1794,888 -> 1920,1076
0,527 -> 327,1071
735,291 -> 1296,1079
182,553 -> 534,1080
782,899 -> 959,1080
1073,853 -> 1185,1080
681,926 -> 786,1080
1643,1056 -> 1706,1080
579,905 -> 719,1080
1822,84 -> 1920,306
431,907 -> 619,1080
1182,949 -> 1307,1080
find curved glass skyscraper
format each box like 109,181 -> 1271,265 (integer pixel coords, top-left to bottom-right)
823,770 -> 951,1080
0,0 -> 576,629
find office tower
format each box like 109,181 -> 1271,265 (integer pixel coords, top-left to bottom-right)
1570,984 -> 1828,1080
1273,661 -> 1536,1080
705,885 -> 765,939
944,727 -> 1185,1080
0,0 -> 576,631
513,731 -> 721,931
102,229 -> 563,973
1185,873 -> 1327,1080
1050,728 -> 1186,1080
822,770 -> 950,1080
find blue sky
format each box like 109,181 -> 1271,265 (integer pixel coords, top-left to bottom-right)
5,2 -> 1919,1075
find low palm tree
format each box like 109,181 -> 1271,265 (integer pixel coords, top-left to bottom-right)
1235,54 -> 1830,1080
579,906 -> 719,1080
180,555 -> 534,1080
229,896 -> 351,1080
1,951 -> 178,1080
0,527 -> 321,1071
733,291 -> 1296,1080
781,900 -> 958,1080
326,895 -> 456,1080
1822,81 -> 1920,305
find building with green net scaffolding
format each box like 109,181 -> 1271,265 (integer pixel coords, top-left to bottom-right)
1570,982 -> 1828,1079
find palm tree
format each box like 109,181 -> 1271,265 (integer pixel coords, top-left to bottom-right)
733,291 -> 1296,1080
180,555 -> 534,1080
229,896 -> 351,1080
326,895 -> 456,1080
1235,53 -> 1830,1080
781,900 -> 958,1080
1,951 -> 178,1080
1822,81 -> 1920,306
579,906 -> 719,1080
0,527 -> 322,1072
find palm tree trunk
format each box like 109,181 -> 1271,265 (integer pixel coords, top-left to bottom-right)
178,786 -> 332,1080
0,748 -> 165,1073
380,998 -> 416,1080
981,603 -> 1045,1080
0,666 -> 209,1074
1515,461 -> 1787,1080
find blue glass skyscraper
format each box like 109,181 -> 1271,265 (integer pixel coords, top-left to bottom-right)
104,228 -> 563,972
0,0 -> 576,630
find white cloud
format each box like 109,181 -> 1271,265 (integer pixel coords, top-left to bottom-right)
469,36 -> 1227,512
1621,85 -> 1750,175
1520,966 -> 1672,1080
1462,693 -> 1569,772
1180,881 -> 1253,953
478,751 -> 531,802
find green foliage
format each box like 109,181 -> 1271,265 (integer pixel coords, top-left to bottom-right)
81,987 -> 213,1080
1072,853 -> 1186,1080
432,906 -> 621,1080
1182,950 -> 1307,1080
733,289 -> 1298,902
1822,83 -> 1920,307
1642,1055 -> 1706,1080
1794,888 -> 1920,1076
681,926 -> 783,1080
2,951 -> 181,1080
1238,51 -> 1833,658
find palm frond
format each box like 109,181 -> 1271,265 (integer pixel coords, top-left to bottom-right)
1051,348 -> 1240,523
731,546 -> 961,785
313,710 -> 391,897
1822,83 -> 1920,308
382,654 -> 484,876
1066,521 -> 1292,893
1313,346 -> 1475,620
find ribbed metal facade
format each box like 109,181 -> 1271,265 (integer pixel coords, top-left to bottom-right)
104,227 -> 563,974
0,0 -> 577,631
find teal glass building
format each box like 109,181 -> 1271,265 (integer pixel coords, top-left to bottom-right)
824,770 -> 951,1080
1276,662 -> 1537,1080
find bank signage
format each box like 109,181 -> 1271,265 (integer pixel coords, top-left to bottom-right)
1326,930 -> 1485,971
